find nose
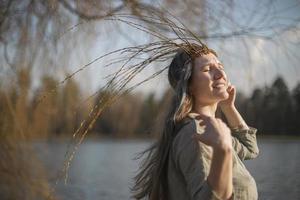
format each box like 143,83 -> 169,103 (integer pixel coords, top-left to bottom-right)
213,67 -> 226,80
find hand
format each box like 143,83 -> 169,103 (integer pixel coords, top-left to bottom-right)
218,83 -> 236,110
192,115 -> 232,150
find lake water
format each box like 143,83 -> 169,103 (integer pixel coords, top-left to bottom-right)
34,138 -> 300,200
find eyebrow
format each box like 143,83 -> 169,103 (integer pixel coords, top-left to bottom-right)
200,61 -> 224,68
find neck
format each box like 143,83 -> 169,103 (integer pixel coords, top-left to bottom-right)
192,102 -> 218,118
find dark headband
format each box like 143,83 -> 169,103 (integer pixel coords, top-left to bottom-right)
168,49 -> 193,90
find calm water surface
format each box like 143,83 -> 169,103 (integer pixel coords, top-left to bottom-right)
35,138 -> 300,200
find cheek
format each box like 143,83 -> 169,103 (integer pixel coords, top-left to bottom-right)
190,74 -> 212,95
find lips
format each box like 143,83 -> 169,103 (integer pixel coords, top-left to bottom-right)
212,82 -> 226,88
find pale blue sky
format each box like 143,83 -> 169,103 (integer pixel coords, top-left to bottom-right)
70,0 -> 299,99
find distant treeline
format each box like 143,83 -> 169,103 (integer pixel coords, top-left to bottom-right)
1,70 -> 299,139
235,77 -> 300,135
95,76 -> 300,137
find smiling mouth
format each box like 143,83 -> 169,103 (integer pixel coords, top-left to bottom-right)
213,83 -> 226,89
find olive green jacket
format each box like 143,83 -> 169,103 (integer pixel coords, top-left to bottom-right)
167,113 -> 259,200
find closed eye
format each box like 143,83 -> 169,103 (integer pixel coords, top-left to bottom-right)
202,63 -> 224,72
202,67 -> 210,72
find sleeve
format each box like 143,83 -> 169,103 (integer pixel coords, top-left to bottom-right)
172,121 -> 223,200
231,126 -> 259,160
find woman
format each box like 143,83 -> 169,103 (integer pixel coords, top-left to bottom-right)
131,43 -> 259,200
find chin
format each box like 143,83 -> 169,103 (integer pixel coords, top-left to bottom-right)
214,91 -> 229,100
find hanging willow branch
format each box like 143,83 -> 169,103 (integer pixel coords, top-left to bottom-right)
46,10 -> 210,199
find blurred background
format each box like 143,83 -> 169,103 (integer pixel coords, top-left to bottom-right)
0,0 -> 299,199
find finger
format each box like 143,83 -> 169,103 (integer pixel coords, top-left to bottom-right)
194,116 -> 205,126
195,114 -> 210,122
199,119 -> 205,126
227,85 -> 234,92
195,115 -> 202,120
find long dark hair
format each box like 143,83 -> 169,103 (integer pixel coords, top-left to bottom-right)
131,44 -> 216,200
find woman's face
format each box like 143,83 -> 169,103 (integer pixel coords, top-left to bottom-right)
189,53 -> 229,105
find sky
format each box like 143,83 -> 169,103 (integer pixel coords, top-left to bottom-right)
54,0 -> 300,99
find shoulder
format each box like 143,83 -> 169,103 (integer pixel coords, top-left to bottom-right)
173,112 -> 204,146
174,117 -> 196,138
172,117 -> 199,155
